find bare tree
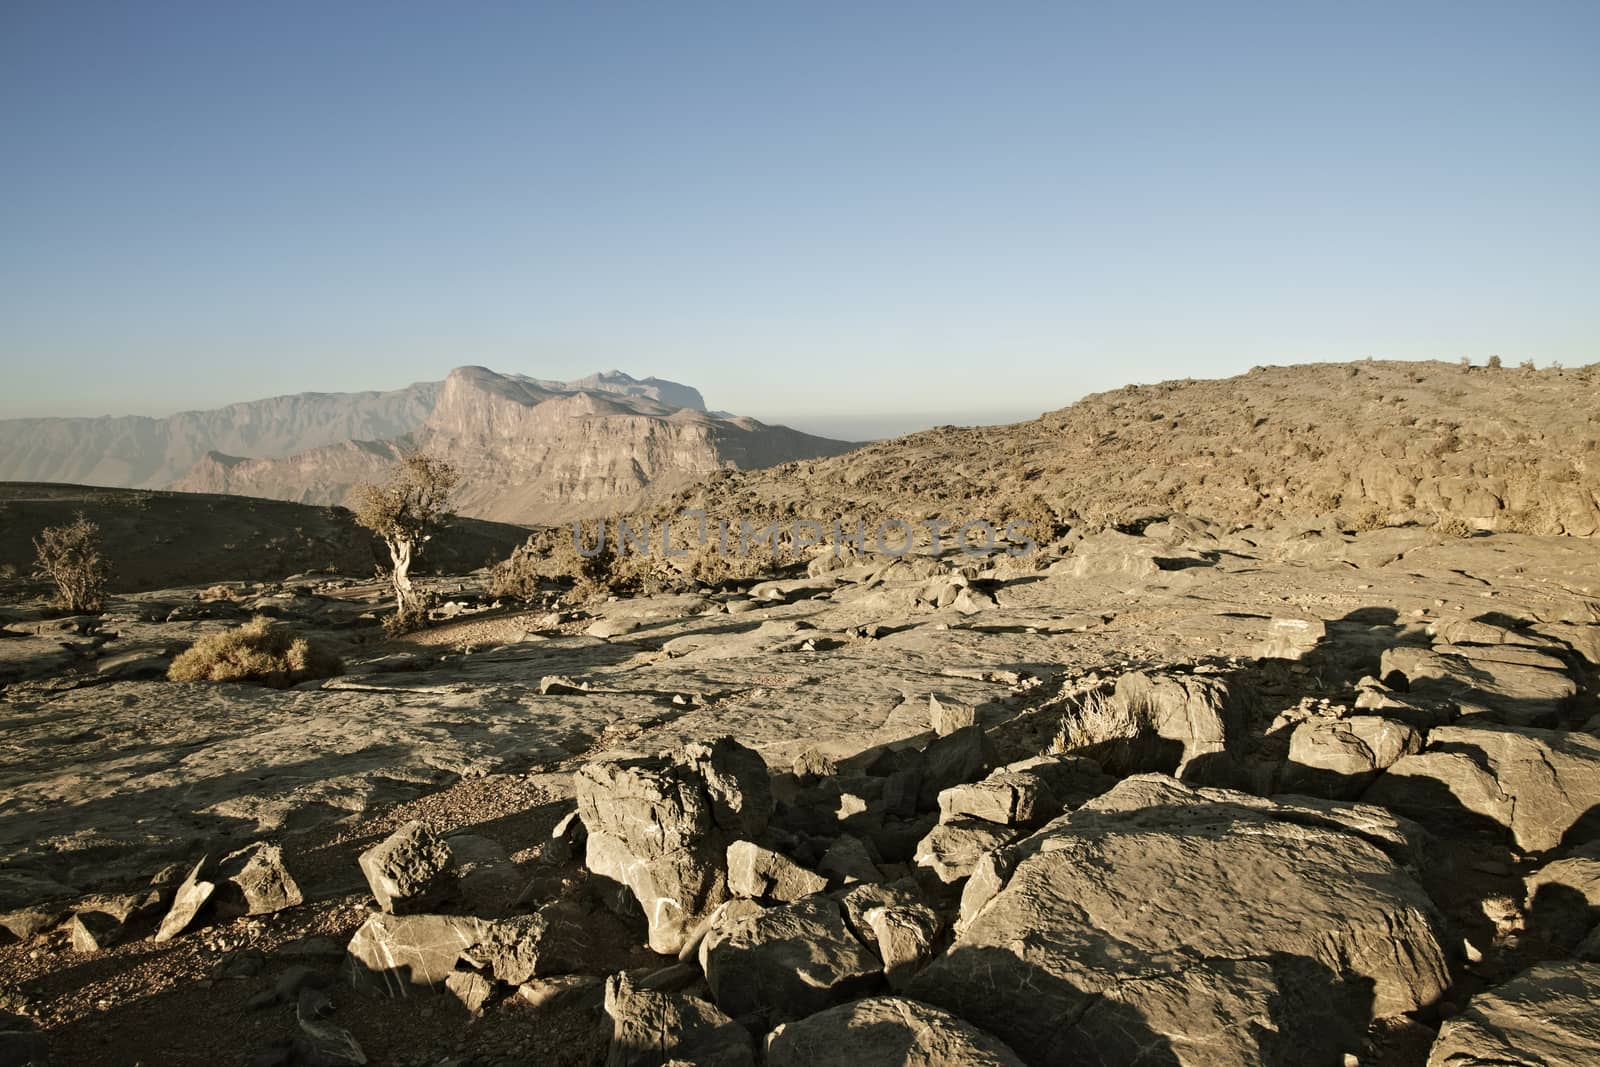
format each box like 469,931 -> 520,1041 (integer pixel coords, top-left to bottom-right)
353,451 -> 458,630
34,512 -> 110,612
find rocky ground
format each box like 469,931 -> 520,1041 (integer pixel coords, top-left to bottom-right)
657,359 -> 1600,539
2,514 -> 1599,1065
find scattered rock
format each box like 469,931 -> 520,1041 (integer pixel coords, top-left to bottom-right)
681,737 -> 774,839
539,674 -> 590,695
215,842 -> 304,917
1114,671 -> 1243,783
1,907 -> 64,943
467,905 -> 590,985
357,821 -> 454,915
862,904 -> 940,989
576,739 -> 770,955
1380,645 -> 1577,726
153,856 -> 217,942
817,835 -> 883,886
1284,716 -> 1423,798
69,910 -> 123,953
444,969 -> 495,1016
917,725 -> 988,808
791,748 -> 836,783
518,973 -> 605,1010
1255,615 -> 1327,660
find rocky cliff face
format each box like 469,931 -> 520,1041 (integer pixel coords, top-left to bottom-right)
168,367 -> 855,525
0,382 -> 441,489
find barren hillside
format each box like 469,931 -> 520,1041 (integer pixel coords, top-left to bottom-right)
655,360 -> 1600,538
0,483 -> 529,591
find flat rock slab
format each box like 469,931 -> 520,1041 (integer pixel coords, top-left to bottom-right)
911,775 -> 1450,1066
766,996 -> 1025,1067
1426,961 -> 1600,1067
1365,724 -> 1600,852
1380,646 -> 1577,726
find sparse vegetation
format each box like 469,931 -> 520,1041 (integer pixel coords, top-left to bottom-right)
33,513 -> 110,612
1432,514 -> 1474,539
1048,688 -> 1163,775
354,451 -> 459,632
1351,504 -> 1389,532
167,616 -> 342,687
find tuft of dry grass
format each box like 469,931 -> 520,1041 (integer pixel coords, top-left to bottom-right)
168,616 -> 342,687
1047,688 -> 1164,775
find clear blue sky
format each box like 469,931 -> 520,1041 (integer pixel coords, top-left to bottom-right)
2,1 -> 1595,423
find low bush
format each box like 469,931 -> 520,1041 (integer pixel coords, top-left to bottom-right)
33,513 -> 110,612
168,616 -> 342,687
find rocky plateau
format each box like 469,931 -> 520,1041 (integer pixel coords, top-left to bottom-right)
0,359 -> 1598,1066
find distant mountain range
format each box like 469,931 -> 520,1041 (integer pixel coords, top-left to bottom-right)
0,368 -> 855,525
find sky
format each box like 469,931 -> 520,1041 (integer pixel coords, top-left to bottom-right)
1,1 -> 1596,428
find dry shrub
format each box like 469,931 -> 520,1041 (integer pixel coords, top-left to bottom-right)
33,513 -> 110,612
1351,504 -> 1389,532
1047,688 -> 1163,776
488,537 -> 546,602
1499,503 -> 1557,535
1432,514 -> 1474,539
168,616 -> 342,687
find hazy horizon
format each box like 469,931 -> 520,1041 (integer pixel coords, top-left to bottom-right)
3,3 -> 1596,420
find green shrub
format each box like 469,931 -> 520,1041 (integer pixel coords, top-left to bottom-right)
168,616 -> 342,687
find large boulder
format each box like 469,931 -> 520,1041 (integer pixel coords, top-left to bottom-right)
911,775 -> 1450,1066
604,973 -> 754,1067
700,896 -> 881,1023
683,737 -> 774,839
1425,961 -> 1600,1067
765,996 -> 1025,1067
1364,724 -> 1600,852
576,738 -> 771,955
